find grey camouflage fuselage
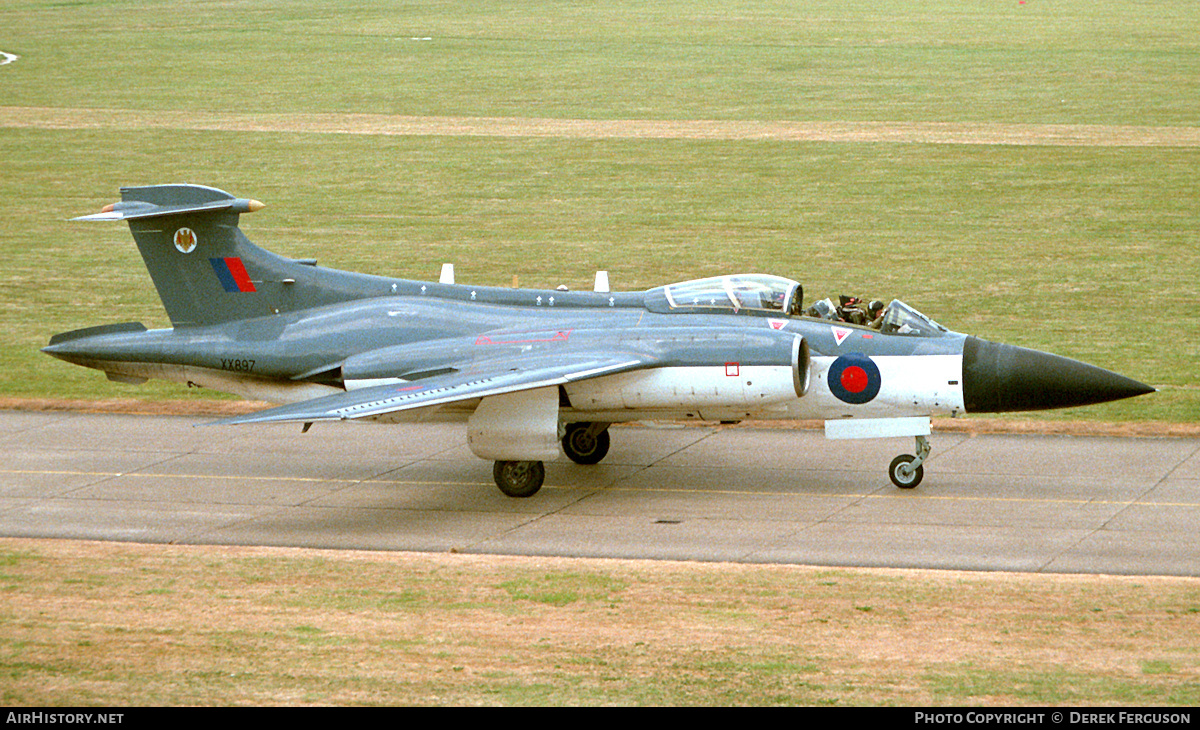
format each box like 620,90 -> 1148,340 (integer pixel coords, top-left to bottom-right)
44,185 -> 1154,495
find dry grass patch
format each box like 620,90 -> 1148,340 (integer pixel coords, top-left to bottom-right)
1,539 -> 1198,705
4,106 -> 1200,147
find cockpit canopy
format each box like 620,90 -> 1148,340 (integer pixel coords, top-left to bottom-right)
878,299 -> 948,337
643,275 -> 949,337
645,274 -> 803,316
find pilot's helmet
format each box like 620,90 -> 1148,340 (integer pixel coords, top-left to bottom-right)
869,300 -> 885,315
807,298 -> 835,319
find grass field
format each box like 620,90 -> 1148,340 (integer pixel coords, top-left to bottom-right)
0,0 -> 1198,706
2,539 -> 1198,706
0,0 -> 1196,421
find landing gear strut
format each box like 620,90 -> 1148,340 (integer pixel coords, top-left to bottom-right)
562,422 -> 611,465
493,460 -> 545,498
888,435 -> 931,489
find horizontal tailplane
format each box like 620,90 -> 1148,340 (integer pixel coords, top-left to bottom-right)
48,322 -> 147,347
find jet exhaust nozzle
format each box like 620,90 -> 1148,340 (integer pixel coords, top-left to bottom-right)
962,336 -> 1155,414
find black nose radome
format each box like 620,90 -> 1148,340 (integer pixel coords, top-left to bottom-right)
962,336 -> 1155,414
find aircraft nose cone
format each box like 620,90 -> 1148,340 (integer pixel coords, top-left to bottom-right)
962,336 -> 1155,413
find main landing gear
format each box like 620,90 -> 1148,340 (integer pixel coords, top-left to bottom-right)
888,434 -> 931,489
491,422 -> 612,498
562,422 -> 611,465
493,460 -> 545,498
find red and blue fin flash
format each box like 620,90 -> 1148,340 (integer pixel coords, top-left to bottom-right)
210,257 -> 257,293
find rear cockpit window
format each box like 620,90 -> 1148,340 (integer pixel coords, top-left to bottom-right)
661,275 -> 803,315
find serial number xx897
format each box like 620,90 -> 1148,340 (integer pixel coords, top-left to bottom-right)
220,358 -> 255,373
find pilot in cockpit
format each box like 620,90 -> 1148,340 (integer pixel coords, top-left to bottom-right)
806,294 -> 886,326
867,300 -> 886,329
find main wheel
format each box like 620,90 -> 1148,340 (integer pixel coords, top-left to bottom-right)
888,454 -> 924,489
493,460 -> 545,498
562,423 -> 611,465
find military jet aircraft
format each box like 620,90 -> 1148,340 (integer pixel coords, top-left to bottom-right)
44,184 -> 1154,497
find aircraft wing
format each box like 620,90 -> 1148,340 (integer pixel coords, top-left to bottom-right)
211,352 -> 651,426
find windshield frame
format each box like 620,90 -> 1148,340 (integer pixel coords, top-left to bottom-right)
878,299 -> 948,338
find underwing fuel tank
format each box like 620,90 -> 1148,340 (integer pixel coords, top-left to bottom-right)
961,336 -> 1155,413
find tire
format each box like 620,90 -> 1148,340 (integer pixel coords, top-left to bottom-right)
888,454 -> 924,489
562,423 -> 611,465
493,460 -> 545,498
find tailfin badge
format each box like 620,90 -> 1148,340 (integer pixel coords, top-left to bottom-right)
174,227 -> 197,254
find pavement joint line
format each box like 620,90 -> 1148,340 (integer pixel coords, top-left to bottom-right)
4,468 -> 1198,508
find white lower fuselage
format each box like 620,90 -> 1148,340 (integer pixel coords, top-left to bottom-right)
562,355 -> 964,423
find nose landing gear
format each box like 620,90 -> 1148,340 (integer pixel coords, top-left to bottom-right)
889,435 -> 931,489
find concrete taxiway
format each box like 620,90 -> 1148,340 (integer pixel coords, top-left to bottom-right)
0,410 -> 1196,576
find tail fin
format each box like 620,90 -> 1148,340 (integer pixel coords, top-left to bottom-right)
76,185 -> 377,327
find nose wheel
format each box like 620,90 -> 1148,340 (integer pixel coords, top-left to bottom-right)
888,435 -> 931,489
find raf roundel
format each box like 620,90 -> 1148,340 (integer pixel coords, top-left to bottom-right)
173,227 -> 197,254
827,353 -> 882,405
